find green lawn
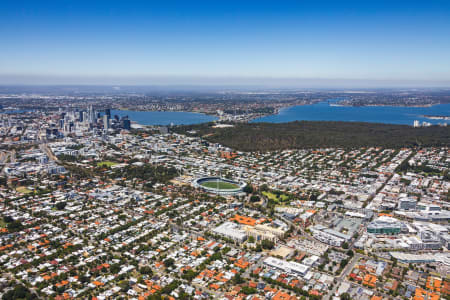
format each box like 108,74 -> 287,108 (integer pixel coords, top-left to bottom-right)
263,191 -> 290,203
16,186 -> 33,194
200,180 -> 239,190
97,161 -> 118,167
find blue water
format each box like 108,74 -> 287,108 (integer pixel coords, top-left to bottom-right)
252,100 -> 450,125
0,109 -> 34,114
111,110 -> 217,125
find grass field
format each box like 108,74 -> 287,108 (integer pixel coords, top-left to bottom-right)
200,180 -> 239,190
263,191 -> 290,203
16,186 -> 33,194
97,161 -> 118,167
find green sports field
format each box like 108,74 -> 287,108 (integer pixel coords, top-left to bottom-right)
200,180 -> 239,190
97,161 -> 118,167
262,191 -> 290,203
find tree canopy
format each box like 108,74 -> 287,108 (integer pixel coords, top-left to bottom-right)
175,121 -> 450,151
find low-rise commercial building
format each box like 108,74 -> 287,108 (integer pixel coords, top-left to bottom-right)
263,256 -> 310,277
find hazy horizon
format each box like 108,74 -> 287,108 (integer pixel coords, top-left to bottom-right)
1,74 -> 450,89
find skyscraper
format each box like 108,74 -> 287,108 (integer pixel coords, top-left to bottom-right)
103,114 -> 109,130
122,117 -> 131,130
88,105 -> 95,124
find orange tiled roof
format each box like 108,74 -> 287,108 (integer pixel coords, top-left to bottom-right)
235,258 -> 250,269
230,214 -> 256,226
272,290 -> 295,300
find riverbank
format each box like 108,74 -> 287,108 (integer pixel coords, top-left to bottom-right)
422,115 -> 450,120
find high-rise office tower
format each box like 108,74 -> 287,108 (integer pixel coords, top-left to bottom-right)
103,114 -> 109,130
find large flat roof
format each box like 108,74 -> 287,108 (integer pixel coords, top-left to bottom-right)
264,256 -> 309,275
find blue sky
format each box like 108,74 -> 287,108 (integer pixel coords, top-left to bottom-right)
0,0 -> 450,86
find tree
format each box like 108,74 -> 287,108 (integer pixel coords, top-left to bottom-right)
7,220 -> 23,232
342,242 -> 349,249
243,185 -> 253,194
392,257 -> 398,267
56,201 -> 67,210
261,239 -> 275,250
250,195 -> 260,202
181,269 -> 197,281
2,284 -> 36,300
233,273 -> 244,284
163,258 -> 175,268
118,280 -> 130,292
340,259 -> 349,268
140,266 -> 153,275
340,293 -> 351,300
3,216 -> 14,223
241,286 -> 257,295
259,184 -> 269,192
248,236 -> 255,243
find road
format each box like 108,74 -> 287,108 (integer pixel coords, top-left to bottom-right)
40,143 -> 58,161
10,149 -> 16,163
2,272 -> 41,299
325,253 -> 392,300
325,253 -> 361,299
0,150 -> 15,174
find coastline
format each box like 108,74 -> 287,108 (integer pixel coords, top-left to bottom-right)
422,115 -> 450,120
332,102 -> 438,108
